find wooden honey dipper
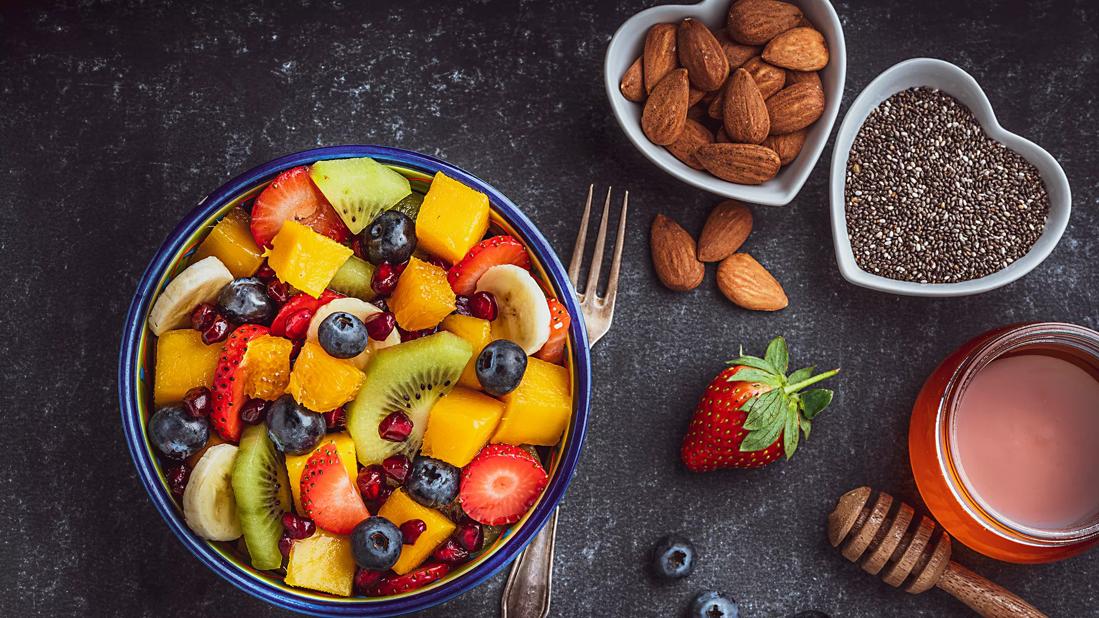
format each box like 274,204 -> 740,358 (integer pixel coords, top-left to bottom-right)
828,487 -> 1047,618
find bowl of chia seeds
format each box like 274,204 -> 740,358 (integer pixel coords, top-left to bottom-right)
829,58 -> 1070,297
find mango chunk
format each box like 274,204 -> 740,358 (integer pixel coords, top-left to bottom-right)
285,433 -> 359,514
193,207 -> 264,278
377,489 -> 456,575
388,257 -> 456,331
285,529 -> 356,596
440,314 -> 493,390
423,387 -> 505,467
491,357 -> 571,446
153,329 -> 223,406
287,341 -> 365,412
415,172 -> 490,264
267,220 -> 353,298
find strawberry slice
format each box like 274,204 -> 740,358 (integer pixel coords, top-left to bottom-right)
211,324 -> 269,442
534,298 -> 571,365
250,166 -> 350,247
300,443 -> 371,534
371,563 -> 451,596
269,290 -> 342,338
447,236 -> 531,296
459,444 -> 548,526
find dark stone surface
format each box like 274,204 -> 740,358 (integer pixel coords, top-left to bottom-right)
2,0 -> 1097,616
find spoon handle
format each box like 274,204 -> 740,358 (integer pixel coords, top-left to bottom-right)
936,561 -> 1047,618
500,507 -> 558,618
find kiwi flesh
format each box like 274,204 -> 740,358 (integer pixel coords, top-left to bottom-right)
347,331 -> 472,466
309,157 -> 411,235
231,424 -> 292,570
390,192 -> 423,221
329,255 -> 376,301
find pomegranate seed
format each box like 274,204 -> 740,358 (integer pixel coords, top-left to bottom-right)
289,339 -> 304,362
166,464 -> 190,498
201,316 -> 231,344
281,513 -> 316,540
323,407 -> 347,431
382,454 -> 411,484
284,309 -> 313,341
240,398 -> 269,425
182,386 -> 212,418
365,483 -> 394,514
425,256 -> 450,270
255,263 -> 277,282
378,411 -> 413,442
350,237 -> 366,260
372,262 -> 399,296
431,538 -> 470,564
469,292 -> 498,321
190,303 -> 219,331
395,260 -> 409,275
354,568 -> 385,595
400,519 -> 427,545
365,312 -> 396,341
266,279 -> 291,305
372,298 -> 389,313
278,536 -> 294,558
454,522 -> 483,552
398,326 -> 437,342
357,465 -> 387,502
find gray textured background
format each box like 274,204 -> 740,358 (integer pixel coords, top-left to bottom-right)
2,0 -> 1097,616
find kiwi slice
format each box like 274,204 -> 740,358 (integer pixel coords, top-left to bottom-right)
309,157 -> 411,235
390,192 -> 423,221
231,424 -> 292,570
329,255 -> 377,301
347,331 -> 472,466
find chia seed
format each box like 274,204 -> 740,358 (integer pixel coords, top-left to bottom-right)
844,87 -> 1049,284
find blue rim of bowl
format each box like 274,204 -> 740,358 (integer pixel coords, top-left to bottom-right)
118,145 -> 592,616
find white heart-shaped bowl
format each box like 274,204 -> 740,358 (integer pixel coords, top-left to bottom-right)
604,0 -> 846,206
829,58 -> 1071,297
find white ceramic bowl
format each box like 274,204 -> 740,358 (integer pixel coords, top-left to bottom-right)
829,58 -> 1071,297
604,0 -> 846,206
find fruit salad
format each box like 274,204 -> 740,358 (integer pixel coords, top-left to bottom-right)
143,157 -> 574,597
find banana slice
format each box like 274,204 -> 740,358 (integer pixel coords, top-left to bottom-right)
476,264 -> 551,355
306,297 -> 400,370
148,256 -> 234,336
183,443 -> 242,541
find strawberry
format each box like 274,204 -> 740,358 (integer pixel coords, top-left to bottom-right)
370,563 -> 451,596
300,443 -> 371,534
459,444 -> 548,526
268,289 -> 342,338
210,324 -> 269,442
681,336 -> 839,472
447,235 -> 531,296
250,166 -> 350,247
534,298 -> 571,365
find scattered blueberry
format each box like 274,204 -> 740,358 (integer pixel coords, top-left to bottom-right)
363,211 -> 417,265
406,456 -> 460,508
475,339 -> 527,396
651,535 -> 695,580
318,311 -> 369,358
149,405 -> 209,461
265,395 -> 326,455
690,592 -> 739,618
217,278 -> 275,324
350,516 -> 403,570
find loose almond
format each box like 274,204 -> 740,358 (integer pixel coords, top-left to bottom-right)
722,68 -> 770,144
715,31 -> 760,69
741,56 -> 786,99
766,82 -> 825,134
715,127 -> 731,143
651,214 -> 705,292
695,143 -> 781,184
716,253 -> 788,311
688,86 -> 706,107
762,129 -> 807,165
698,201 -> 753,262
786,69 -> 821,90
666,119 -> 714,170
643,23 -> 678,94
620,56 -> 646,102
762,27 -> 829,72
677,18 -> 730,92
642,68 -> 690,145
726,0 -> 803,45
707,79 -> 727,119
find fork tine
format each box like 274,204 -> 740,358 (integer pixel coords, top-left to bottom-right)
583,187 -> 613,301
567,184 -> 594,288
602,191 -> 628,306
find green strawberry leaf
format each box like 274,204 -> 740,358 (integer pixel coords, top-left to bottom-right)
799,415 -> 812,440
726,355 -> 777,374
783,401 -> 800,459
765,337 -> 789,374
728,367 -> 782,386
800,389 -> 834,419
741,418 -> 783,452
787,365 -> 815,385
743,389 -> 785,431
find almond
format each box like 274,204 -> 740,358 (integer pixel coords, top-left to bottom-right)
715,127 -> 731,143
722,68 -> 769,144
698,200 -> 753,262
666,119 -> 713,170
762,129 -> 807,165
620,56 -> 645,102
677,18 -> 730,92
741,56 -> 786,99
642,69 -> 690,145
786,69 -> 821,90
716,253 -> 788,311
687,104 -> 708,123
762,27 -> 829,72
695,143 -> 780,184
688,86 -> 706,107
766,82 -> 825,134
716,31 -> 760,70
643,23 -> 678,94
651,214 -> 705,292
707,80 -> 727,119
726,0 -> 803,45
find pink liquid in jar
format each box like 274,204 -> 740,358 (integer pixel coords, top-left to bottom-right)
953,354 -> 1099,532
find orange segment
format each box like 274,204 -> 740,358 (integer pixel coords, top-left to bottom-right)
415,172 -> 490,264
377,489 -> 456,575
241,335 -> 294,400
388,257 -> 456,331
266,220 -> 353,298
423,387 -> 504,467
287,341 -> 365,412
491,357 -> 572,446
153,329 -> 223,406
440,314 -> 492,389
193,207 -> 264,278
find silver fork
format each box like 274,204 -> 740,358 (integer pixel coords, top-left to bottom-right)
500,186 -> 628,618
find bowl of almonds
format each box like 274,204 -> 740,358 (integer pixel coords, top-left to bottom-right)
605,0 -> 846,205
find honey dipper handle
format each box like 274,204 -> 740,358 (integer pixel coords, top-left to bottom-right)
937,561 -> 1048,618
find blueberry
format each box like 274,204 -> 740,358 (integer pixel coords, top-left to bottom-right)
689,592 -> 739,618
350,516 -> 403,570
217,278 -> 275,324
265,395 -> 326,455
475,340 -> 527,397
363,211 -> 416,265
149,405 -> 209,461
318,311 -> 369,358
651,535 -> 695,580
406,456 -> 459,508
788,613 -> 829,618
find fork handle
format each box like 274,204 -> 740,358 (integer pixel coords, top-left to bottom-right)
500,507 -> 558,618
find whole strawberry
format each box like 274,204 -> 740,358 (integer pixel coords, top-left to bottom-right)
681,336 -> 838,472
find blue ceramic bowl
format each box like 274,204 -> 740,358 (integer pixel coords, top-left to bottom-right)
119,145 -> 592,616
